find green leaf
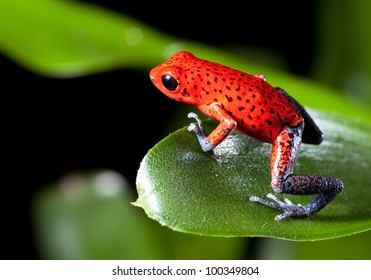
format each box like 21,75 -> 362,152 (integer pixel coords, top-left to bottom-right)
135,109 -> 371,241
33,170 -> 246,259
252,230 -> 371,259
33,170 -> 166,259
0,0 -> 174,77
312,0 -> 371,108
0,0 -> 370,122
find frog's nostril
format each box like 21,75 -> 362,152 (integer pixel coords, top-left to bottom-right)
149,68 -> 156,80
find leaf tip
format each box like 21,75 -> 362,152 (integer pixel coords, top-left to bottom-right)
131,200 -> 143,208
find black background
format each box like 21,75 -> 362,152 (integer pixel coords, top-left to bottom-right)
1,1 -> 315,259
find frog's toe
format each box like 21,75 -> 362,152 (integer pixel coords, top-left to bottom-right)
273,206 -> 308,221
250,193 -> 308,221
188,122 -> 198,133
187,112 -> 207,138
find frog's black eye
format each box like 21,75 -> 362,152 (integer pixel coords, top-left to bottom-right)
161,74 -> 178,91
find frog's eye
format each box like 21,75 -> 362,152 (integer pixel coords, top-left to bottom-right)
161,74 -> 178,91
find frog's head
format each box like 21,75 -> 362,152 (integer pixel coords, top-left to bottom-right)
149,51 -> 199,105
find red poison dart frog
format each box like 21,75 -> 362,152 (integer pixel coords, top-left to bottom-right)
149,51 -> 344,221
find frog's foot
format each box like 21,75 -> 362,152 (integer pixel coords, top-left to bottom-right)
187,112 -> 220,162
250,193 -> 308,221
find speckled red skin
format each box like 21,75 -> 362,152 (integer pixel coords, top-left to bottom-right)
150,51 -> 302,144
150,51 -> 344,221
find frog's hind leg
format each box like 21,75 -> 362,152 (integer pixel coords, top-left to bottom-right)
250,123 -> 344,221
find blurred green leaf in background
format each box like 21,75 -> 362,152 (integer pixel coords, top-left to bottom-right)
33,170 -> 245,259
1,0 -> 370,260
312,0 -> 371,109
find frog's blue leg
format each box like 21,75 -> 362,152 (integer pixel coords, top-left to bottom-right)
187,112 -> 212,150
250,175 -> 344,221
250,123 -> 344,221
187,112 -> 220,162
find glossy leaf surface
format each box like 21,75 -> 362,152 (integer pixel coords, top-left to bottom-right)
135,110 -> 371,240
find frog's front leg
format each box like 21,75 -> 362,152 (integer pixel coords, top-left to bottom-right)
250,123 -> 344,221
188,103 -> 237,158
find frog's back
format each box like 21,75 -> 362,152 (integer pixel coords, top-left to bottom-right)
157,51 -> 303,143
175,53 -> 302,143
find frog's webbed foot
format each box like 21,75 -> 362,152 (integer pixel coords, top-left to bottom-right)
250,193 -> 308,221
187,112 -> 220,162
